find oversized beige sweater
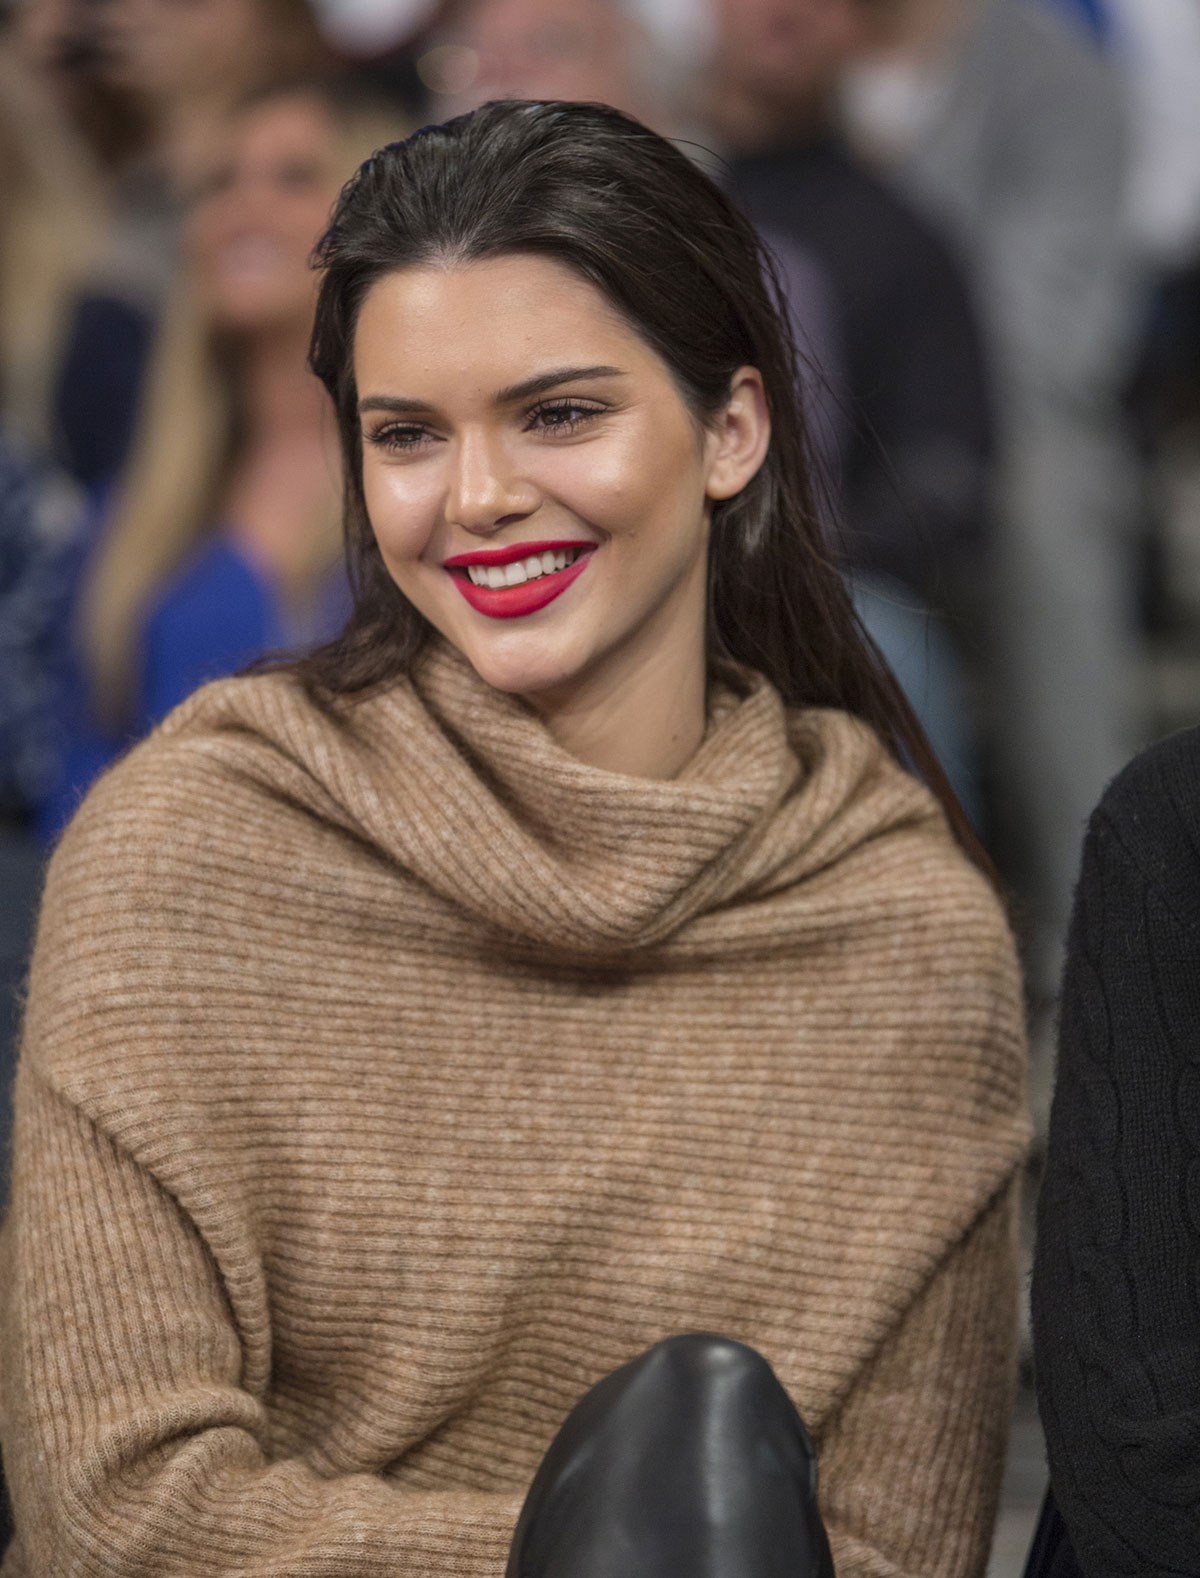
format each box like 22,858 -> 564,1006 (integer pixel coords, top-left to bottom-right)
0,640 -> 1029,1578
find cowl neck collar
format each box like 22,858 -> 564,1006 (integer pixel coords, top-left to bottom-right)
171,639 -> 934,958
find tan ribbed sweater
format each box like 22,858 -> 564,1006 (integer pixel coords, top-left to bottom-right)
0,641 -> 1029,1578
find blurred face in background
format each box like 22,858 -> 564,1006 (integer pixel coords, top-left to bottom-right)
424,0 -> 649,122
187,92 -> 343,336
93,0 -> 282,104
9,0 -> 142,147
715,0 -> 875,119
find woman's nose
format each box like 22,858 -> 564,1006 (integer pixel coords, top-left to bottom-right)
446,428 -> 540,534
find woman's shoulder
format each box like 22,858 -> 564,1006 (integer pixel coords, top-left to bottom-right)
779,707 -> 1026,1141
48,667 -> 357,895
24,668 -> 368,1089
783,703 -> 1023,1046
793,703 -> 1009,926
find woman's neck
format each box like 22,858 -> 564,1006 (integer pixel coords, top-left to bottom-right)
524,562 -> 710,781
221,322 -> 339,589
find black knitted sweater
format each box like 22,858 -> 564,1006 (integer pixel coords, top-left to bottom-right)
1033,726 -> 1200,1576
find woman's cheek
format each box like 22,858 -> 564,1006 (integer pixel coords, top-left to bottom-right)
545,435 -> 645,535
363,462 -> 442,569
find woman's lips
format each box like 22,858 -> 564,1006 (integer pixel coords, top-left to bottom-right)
444,540 -> 596,620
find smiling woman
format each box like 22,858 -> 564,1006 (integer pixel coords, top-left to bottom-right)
0,100 -> 1029,1578
350,255 -> 768,775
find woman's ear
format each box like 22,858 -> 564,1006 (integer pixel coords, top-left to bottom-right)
704,366 -> 771,502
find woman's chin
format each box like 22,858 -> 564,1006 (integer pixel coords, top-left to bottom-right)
449,623 -> 594,701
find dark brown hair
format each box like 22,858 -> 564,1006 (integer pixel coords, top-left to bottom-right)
296,98 -> 987,872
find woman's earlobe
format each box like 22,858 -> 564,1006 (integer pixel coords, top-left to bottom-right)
706,366 -> 771,501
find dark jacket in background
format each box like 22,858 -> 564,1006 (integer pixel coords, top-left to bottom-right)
727,138 -> 993,604
53,295 -> 154,492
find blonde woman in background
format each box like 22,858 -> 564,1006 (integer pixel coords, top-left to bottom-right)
8,0 -> 334,489
38,81 -> 405,838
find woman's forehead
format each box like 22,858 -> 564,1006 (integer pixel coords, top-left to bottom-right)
352,256 -> 655,395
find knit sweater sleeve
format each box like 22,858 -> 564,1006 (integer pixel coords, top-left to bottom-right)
1032,727 -> 1200,1577
819,1177 -> 1019,1578
0,1064 -> 523,1578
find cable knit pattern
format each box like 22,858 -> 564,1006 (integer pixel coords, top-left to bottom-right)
0,640 -> 1028,1577
1034,725 -> 1200,1576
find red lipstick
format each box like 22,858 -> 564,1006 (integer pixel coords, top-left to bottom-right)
444,539 -> 596,620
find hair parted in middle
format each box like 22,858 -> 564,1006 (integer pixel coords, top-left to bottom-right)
300,97 -> 986,871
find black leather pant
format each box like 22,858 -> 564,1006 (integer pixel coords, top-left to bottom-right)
508,1333 -> 836,1578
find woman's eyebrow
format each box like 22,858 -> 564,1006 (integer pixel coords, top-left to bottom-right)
493,365 -> 625,404
357,366 -> 625,417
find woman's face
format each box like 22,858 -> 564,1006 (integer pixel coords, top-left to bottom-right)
188,93 -> 343,335
353,254 -> 768,703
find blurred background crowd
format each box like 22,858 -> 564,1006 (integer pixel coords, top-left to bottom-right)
3,0 -> 1200,1564
2,0 -> 1200,1270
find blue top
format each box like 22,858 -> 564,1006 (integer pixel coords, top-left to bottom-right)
38,531 -> 349,842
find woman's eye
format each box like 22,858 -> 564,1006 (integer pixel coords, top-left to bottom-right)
366,424 -> 431,454
528,401 -> 604,435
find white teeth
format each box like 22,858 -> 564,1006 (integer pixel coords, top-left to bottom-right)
461,546 -> 588,589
